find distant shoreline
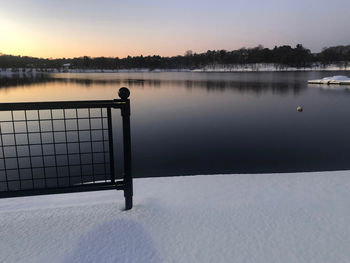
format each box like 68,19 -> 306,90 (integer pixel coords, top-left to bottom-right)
1,63 -> 350,77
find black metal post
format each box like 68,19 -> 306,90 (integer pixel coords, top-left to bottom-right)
119,87 -> 133,210
107,107 -> 115,184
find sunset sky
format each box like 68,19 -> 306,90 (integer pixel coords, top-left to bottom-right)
1,0 -> 350,58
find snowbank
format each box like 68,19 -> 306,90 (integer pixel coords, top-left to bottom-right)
1,172 -> 350,263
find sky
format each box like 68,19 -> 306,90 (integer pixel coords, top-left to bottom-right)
1,0 -> 350,58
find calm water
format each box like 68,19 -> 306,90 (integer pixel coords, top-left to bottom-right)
1,71 -> 350,177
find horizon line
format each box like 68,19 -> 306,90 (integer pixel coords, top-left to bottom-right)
2,43 -> 346,60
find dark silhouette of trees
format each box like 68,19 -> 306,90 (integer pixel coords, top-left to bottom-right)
317,45 -> 350,65
1,44 -> 349,70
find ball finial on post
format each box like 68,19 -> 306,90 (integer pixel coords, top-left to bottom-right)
118,87 -> 130,100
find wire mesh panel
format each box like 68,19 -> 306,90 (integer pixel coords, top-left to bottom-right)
0,108 -> 113,192
0,88 -> 132,209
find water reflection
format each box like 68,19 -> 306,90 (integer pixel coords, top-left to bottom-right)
0,73 -> 306,95
0,75 -> 52,88
1,71 -> 350,176
308,83 -> 350,92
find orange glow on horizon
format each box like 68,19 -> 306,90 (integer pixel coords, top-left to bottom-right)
1,0 -> 350,59
0,12 -> 238,59
0,17 -> 192,59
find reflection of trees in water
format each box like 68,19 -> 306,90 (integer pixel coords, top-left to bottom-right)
193,80 -> 303,95
0,75 -> 305,95
0,75 -> 53,88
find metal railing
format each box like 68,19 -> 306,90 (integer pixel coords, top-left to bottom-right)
0,87 -> 133,210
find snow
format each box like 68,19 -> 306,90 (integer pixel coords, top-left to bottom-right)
308,75 -> 350,85
193,63 -> 350,72
1,63 -> 350,75
1,172 -> 350,263
0,68 -> 43,77
324,75 -> 350,81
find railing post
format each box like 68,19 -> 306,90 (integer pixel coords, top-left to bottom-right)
107,107 -> 115,184
118,87 -> 133,210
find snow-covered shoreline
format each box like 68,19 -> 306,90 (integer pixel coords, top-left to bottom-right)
1,171 -> 350,263
1,63 -> 350,77
0,68 -> 46,77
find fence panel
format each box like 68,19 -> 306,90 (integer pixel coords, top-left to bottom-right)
0,87 -> 132,209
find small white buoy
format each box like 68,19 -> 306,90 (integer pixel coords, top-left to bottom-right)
297,106 -> 303,112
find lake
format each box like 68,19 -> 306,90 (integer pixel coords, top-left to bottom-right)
1,71 -> 350,177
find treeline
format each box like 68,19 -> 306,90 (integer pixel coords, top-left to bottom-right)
1,44 -> 350,70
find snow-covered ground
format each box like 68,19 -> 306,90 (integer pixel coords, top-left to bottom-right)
1,172 -> 350,263
1,63 -> 350,76
0,68 -> 45,77
194,63 -> 350,72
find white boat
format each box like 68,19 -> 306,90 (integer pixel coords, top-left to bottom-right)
308,75 -> 350,85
